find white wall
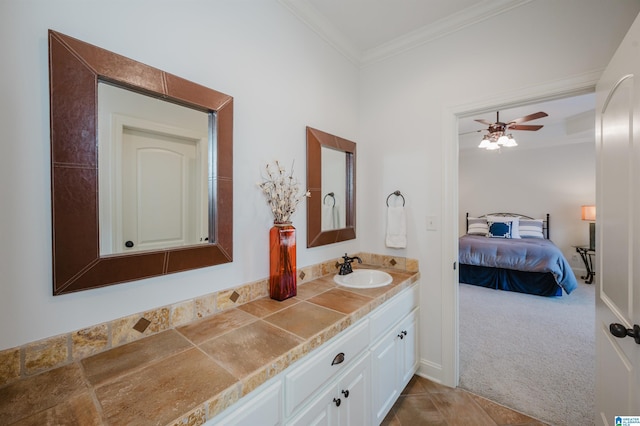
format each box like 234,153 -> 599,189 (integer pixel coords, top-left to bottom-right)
459,141 -> 596,273
358,0 -> 639,383
0,0 -> 360,350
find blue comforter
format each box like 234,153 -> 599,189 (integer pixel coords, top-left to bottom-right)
459,235 -> 578,294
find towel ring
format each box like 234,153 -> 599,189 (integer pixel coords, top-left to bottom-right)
386,190 -> 405,207
323,192 -> 336,207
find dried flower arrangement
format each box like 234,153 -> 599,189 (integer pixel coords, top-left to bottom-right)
258,160 -> 310,223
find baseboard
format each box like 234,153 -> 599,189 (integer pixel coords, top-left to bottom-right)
417,358 -> 447,385
571,267 -> 587,280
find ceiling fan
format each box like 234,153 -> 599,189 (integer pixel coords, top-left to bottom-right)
475,110 -> 548,133
464,110 -> 548,150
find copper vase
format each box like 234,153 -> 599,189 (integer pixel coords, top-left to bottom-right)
269,222 -> 297,301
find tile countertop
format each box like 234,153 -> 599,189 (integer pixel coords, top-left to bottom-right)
0,267 -> 419,426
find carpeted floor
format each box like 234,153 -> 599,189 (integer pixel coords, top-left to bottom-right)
458,281 -> 595,426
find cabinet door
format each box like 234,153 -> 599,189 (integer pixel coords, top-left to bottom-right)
286,382 -> 337,426
338,352 -> 370,426
285,320 -> 369,417
287,352 -> 370,426
207,380 -> 282,425
287,388 -> 338,426
399,309 -> 419,388
370,329 -> 400,424
370,307 -> 419,424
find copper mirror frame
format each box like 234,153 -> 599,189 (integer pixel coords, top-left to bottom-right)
306,126 -> 356,247
49,30 -> 233,295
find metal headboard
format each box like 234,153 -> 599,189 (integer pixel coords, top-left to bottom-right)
465,212 -> 550,239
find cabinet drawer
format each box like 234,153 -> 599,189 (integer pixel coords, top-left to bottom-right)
284,319 -> 369,417
370,284 -> 418,342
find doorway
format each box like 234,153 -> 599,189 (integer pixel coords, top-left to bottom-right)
440,80 -> 598,419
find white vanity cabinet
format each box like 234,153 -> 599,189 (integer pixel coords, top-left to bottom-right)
207,281 -> 419,426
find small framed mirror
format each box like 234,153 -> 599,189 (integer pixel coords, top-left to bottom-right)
49,30 -> 233,295
306,127 -> 356,247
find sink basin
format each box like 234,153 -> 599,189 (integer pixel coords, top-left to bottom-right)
333,270 -> 393,289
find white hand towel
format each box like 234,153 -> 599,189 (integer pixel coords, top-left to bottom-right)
322,204 -> 335,231
386,206 -> 407,248
332,205 -> 340,229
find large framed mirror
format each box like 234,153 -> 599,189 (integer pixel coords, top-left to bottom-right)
306,127 -> 356,247
49,30 -> 233,295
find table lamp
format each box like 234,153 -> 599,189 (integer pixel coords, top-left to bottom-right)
581,205 -> 596,250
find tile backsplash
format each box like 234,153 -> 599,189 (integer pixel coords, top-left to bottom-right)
0,252 -> 417,387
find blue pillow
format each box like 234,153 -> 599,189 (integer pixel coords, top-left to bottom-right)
487,216 -> 520,238
488,221 -> 512,238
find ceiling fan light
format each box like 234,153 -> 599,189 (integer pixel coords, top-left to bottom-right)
497,134 -> 509,145
504,135 -> 517,147
486,141 -> 500,150
478,136 -> 490,148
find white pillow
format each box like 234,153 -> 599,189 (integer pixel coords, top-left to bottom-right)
486,216 -> 520,238
467,217 -> 488,236
519,219 -> 544,238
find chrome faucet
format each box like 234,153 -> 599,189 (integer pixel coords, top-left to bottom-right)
338,253 -> 362,275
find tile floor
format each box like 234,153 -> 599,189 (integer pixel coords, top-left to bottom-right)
382,375 -> 548,426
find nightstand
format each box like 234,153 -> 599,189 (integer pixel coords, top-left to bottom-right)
574,246 -> 595,284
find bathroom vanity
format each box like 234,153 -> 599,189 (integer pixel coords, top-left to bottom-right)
0,265 -> 418,425
208,277 -> 419,425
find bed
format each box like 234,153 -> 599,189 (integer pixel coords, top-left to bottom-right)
459,213 -> 578,296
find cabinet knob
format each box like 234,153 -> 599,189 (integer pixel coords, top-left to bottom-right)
333,398 -> 341,407
341,389 -> 349,398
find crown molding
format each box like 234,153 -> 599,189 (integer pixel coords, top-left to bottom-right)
361,0 -> 533,66
278,0 -> 362,64
279,0 -> 534,67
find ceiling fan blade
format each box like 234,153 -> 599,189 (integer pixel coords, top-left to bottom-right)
508,124 -> 544,131
459,129 -> 483,135
508,111 -> 548,124
474,119 -> 494,126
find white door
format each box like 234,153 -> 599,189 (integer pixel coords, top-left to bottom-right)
121,127 -> 201,253
97,82 -> 209,255
595,13 -> 640,425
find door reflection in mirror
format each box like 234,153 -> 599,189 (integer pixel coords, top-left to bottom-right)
321,146 -> 347,230
98,82 -> 210,255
